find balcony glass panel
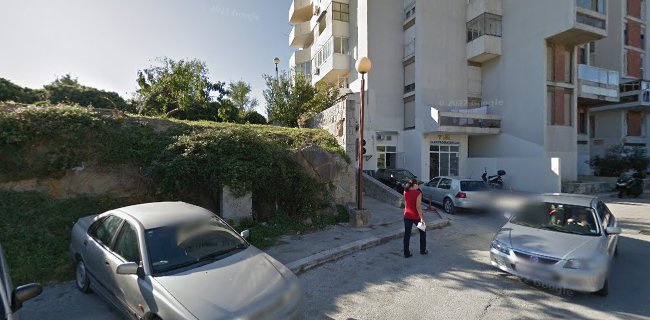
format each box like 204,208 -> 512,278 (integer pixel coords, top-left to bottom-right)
467,13 -> 502,43
439,116 -> 501,129
578,64 -> 619,86
576,13 -> 606,29
404,1 -> 415,20
576,0 -> 606,14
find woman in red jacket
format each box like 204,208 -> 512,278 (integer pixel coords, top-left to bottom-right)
403,179 -> 427,258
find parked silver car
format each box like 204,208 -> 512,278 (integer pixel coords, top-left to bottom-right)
420,176 -> 490,214
490,194 -> 620,296
70,202 -> 303,320
1,244 -> 42,320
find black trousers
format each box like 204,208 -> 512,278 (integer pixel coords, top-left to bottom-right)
403,218 -> 426,255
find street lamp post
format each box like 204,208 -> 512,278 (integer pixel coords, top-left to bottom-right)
274,57 -> 280,80
355,57 -> 372,210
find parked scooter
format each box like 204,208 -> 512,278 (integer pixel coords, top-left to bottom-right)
482,168 -> 506,189
616,172 -> 644,198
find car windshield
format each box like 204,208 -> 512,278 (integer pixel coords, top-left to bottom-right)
393,170 -> 416,179
510,202 -> 600,236
460,181 -> 488,191
145,217 -> 248,275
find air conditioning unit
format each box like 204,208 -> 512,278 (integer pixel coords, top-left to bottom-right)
376,134 -> 384,141
386,135 -> 392,141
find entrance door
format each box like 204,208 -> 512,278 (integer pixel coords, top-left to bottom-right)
430,145 -> 460,178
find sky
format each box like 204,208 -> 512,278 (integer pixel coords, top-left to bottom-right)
0,0 -> 293,115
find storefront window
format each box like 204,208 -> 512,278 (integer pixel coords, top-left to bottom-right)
430,144 -> 460,177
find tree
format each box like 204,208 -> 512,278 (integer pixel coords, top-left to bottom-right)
135,57 -> 227,119
242,110 -> 267,124
228,80 -> 258,112
44,74 -> 129,111
263,72 -> 344,127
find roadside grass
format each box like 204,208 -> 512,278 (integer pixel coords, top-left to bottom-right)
0,191 -> 128,285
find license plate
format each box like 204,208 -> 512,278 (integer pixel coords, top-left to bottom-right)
515,263 -> 554,280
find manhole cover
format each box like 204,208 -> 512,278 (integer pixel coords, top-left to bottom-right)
640,230 -> 650,235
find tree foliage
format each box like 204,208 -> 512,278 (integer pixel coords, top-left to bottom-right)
0,76 -> 129,111
228,80 -> 258,112
135,58 -> 227,120
263,72 -> 344,127
590,145 -> 650,177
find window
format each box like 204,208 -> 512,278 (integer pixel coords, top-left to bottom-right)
590,115 -> 596,138
332,2 -> 349,21
429,145 -> 460,177
319,17 -> 326,35
577,0 -> 606,13
626,111 -> 643,136
427,177 -> 441,187
90,215 -> 123,247
578,107 -> 587,134
466,13 -> 502,42
376,146 -> 397,169
625,22 -> 629,45
333,37 -> 349,54
547,86 -> 573,126
438,178 -> 452,190
113,223 -> 141,263
547,43 -> 573,83
404,99 -> 415,129
579,45 -> 587,64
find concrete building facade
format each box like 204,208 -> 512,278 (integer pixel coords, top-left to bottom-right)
289,0 -> 612,192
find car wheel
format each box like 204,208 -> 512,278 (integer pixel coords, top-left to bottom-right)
443,198 -> 455,215
595,279 -> 609,297
75,259 -> 91,293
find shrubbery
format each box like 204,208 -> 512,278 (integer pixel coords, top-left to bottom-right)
590,145 -> 650,177
0,105 -> 344,217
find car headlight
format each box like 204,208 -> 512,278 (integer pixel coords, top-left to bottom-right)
564,258 -> 591,269
491,240 -> 510,255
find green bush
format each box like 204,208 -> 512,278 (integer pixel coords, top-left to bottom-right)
590,145 -> 650,177
0,105 -> 345,218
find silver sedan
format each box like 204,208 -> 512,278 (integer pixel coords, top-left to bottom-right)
69,202 -> 303,320
490,194 -> 620,296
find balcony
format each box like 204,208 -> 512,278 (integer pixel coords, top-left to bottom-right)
431,105 -> 501,135
404,39 -> 415,58
617,80 -> 650,106
289,21 -> 314,49
577,64 -> 620,104
289,0 -> 314,24
466,13 -> 502,63
404,1 -> 416,24
313,53 -> 350,84
290,47 -> 312,67
548,0 -> 607,45
466,0 -> 502,22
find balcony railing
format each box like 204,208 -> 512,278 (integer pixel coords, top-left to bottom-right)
432,105 -> 502,134
467,13 -> 502,43
578,64 -> 619,86
620,80 -> 650,103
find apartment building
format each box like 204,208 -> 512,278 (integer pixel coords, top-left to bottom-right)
581,0 -> 650,174
289,0 -> 610,192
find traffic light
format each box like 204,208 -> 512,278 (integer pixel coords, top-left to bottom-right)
362,139 -> 367,155
355,139 -> 367,159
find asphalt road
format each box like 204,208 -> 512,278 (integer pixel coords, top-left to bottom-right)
299,195 -> 650,320
18,194 -> 650,320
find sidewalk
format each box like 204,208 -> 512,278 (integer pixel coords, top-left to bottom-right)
264,196 -> 450,274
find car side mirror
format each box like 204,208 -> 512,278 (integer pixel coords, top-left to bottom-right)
240,229 -> 251,240
12,283 -> 42,312
116,262 -> 139,275
605,227 -> 622,235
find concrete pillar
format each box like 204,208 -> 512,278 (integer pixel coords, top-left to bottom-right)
220,186 -> 252,223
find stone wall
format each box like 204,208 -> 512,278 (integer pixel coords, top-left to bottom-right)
306,98 -> 357,161
362,173 -> 404,208
293,145 -> 355,205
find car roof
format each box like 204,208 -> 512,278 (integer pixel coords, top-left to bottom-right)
113,202 -> 214,230
433,176 -> 482,181
539,193 -> 598,207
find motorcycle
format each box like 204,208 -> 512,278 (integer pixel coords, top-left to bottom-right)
482,168 -> 506,189
616,172 -> 644,198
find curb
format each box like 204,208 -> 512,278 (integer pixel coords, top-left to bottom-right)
286,219 -> 451,275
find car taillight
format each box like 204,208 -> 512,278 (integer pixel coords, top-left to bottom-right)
455,192 -> 467,198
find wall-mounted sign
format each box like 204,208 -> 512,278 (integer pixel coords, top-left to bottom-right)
431,140 -> 460,145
